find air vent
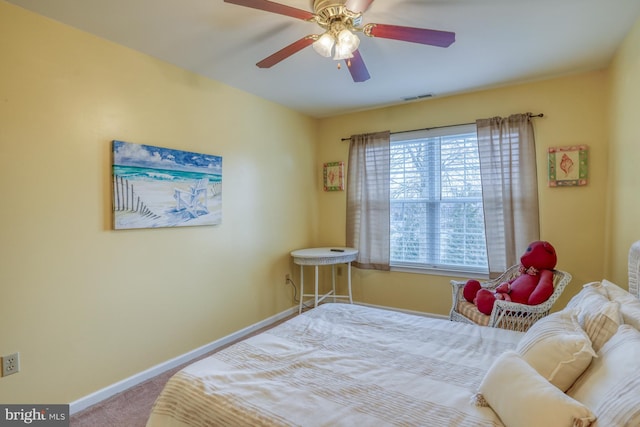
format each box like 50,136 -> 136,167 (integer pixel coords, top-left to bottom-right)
403,93 -> 434,101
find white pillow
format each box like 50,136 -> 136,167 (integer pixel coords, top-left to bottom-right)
516,310 -> 596,391
601,279 -> 640,330
567,285 -> 622,352
566,282 -> 609,309
601,278 -> 632,300
478,351 -> 595,427
568,325 -> 640,426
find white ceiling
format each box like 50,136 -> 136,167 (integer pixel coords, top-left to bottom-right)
7,0 -> 640,118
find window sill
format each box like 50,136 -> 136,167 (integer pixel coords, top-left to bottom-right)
390,264 -> 489,280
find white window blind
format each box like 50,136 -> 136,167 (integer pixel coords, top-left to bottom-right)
390,124 -> 488,273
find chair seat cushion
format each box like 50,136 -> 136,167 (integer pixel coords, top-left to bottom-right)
457,301 -> 490,326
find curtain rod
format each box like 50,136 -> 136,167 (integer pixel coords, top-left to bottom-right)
340,113 -> 544,141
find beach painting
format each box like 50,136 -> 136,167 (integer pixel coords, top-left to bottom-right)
112,140 -> 222,229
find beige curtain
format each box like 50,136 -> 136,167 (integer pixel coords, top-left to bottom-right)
346,131 -> 391,270
476,113 -> 539,277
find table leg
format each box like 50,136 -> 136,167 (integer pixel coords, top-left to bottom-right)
331,265 -> 336,303
347,262 -> 353,304
314,265 -> 319,308
298,265 -> 304,314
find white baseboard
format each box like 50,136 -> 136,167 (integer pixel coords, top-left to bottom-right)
69,306 -> 298,414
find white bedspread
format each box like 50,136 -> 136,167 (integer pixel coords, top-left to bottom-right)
147,303 -> 523,427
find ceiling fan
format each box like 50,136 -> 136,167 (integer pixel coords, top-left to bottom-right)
223,0 -> 455,82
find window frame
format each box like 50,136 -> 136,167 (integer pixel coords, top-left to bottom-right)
389,124 -> 489,277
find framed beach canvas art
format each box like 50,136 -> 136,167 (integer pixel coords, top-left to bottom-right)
112,140 -> 222,229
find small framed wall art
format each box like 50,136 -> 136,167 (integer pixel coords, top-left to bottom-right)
548,145 -> 588,187
323,161 -> 344,191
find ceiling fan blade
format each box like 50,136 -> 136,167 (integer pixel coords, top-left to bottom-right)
224,0 -> 315,21
345,50 -> 370,82
365,23 -> 455,47
256,36 -> 315,68
345,0 -> 374,13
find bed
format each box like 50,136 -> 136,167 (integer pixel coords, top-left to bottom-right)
147,241 -> 640,427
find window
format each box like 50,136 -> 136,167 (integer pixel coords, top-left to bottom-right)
389,124 -> 488,273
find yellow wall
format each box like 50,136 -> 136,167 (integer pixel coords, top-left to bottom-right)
317,72 -> 610,315
607,16 -> 640,284
0,1 -> 318,404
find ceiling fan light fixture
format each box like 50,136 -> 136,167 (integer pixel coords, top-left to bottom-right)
312,32 -> 335,57
333,42 -> 354,60
333,29 -> 359,60
338,28 -> 359,51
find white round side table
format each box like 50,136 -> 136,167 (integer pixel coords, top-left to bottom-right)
290,247 -> 358,314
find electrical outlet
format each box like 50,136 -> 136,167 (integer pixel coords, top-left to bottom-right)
285,274 -> 290,283
2,352 -> 20,377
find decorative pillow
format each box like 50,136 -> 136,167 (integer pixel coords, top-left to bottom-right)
477,351 -> 595,427
601,278 -> 632,300
516,310 -> 596,391
568,325 -> 640,426
601,279 -> 640,330
565,282 -> 609,309
580,300 -> 621,352
566,285 -> 622,352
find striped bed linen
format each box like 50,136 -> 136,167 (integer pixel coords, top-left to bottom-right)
146,303 -> 523,427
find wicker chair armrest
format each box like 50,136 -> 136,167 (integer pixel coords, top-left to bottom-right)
450,280 -> 467,294
484,266 -> 522,289
450,280 -> 466,313
451,265 -> 522,294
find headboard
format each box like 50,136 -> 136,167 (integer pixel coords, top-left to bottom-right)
629,240 -> 640,298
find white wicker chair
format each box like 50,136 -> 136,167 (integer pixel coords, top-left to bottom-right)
449,266 -> 572,332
